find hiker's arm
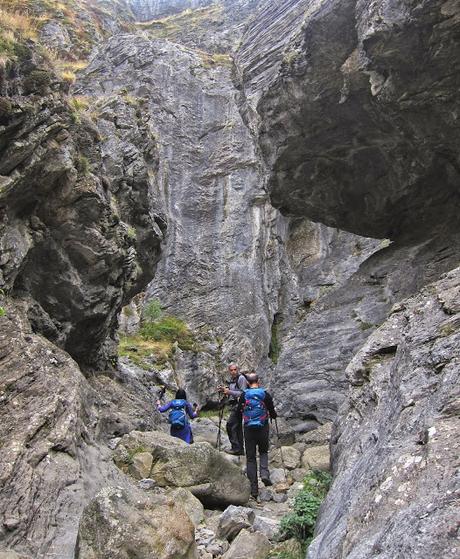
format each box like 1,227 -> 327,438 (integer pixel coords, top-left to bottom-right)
186,402 -> 198,419
226,375 -> 248,398
157,401 -> 171,413
265,392 -> 277,419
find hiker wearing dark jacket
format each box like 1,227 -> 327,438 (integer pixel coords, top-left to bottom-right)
237,372 -> 277,498
219,362 -> 249,455
157,388 -> 198,444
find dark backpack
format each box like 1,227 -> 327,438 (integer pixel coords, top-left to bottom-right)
168,399 -> 188,428
242,388 -> 268,428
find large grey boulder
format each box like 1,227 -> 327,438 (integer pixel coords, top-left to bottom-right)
75,486 -> 197,559
113,431 -> 251,506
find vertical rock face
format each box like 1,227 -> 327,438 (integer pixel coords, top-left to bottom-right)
308,268 -> 460,559
126,0 -> 213,20
0,50 -> 165,368
76,27 -> 282,385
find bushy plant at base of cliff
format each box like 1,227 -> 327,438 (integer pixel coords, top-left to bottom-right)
140,316 -> 193,349
278,470 -> 332,552
0,307 -> 5,317
143,298 -> 162,322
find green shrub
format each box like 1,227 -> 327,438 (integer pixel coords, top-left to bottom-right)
278,470 -> 332,551
143,298 -> 162,322
140,316 -> 190,345
0,306 -> 5,317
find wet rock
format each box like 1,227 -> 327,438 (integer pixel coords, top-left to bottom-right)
222,529 -> 271,559
217,506 -> 255,541
75,486 -> 197,559
113,431 -> 251,506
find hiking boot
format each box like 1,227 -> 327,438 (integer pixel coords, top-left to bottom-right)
261,477 -> 273,487
250,492 -> 260,504
226,449 -> 244,456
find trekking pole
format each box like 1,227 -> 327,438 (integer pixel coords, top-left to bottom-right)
274,418 -> 288,480
216,396 -> 226,451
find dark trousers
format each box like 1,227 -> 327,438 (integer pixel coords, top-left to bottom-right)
244,423 -> 270,495
226,406 -> 244,452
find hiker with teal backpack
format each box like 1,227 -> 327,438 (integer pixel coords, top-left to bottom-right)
237,371 -> 277,499
157,388 -> 198,444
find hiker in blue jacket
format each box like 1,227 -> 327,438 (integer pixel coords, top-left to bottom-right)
157,388 -> 198,444
237,372 -> 277,499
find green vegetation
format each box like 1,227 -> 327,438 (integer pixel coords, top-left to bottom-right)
0,307 -> 5,317
143,298 -> 162,322
119,335 -> 173,370
23,69 -> 51,94
140,315 -> 194,349
278,470 -> 332,553
119,299 -> 198,369
136,4 -> 224,41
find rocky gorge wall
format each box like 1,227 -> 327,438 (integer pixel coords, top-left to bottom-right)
237,0 -> 460,556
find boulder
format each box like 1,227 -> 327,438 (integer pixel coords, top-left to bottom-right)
222,529 -> 271,559
270,468 -> 287,485
192,418 -> 226,449
301,445 -> 330,471
291,468 -> 308,482
217,506 -> 255,541
129,452 -> 153,479
169,488 -> 205,527
270,446 -> 301,470
75,486 -> 197,559
114,431 -> 251,506
253,516 -> 280,540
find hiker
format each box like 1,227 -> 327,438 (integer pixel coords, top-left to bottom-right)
238,371 -> 277,499
156,388 -> 198,444
218,362 -> 249,455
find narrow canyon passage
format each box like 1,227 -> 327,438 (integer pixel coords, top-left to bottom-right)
0,1 -> 459,558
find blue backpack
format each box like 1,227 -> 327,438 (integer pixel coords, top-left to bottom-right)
168,399 -> 188,428
243,388 -> 268,428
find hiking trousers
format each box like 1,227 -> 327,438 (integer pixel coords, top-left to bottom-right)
226,405 -> 244,452
244,423 -> 270,495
